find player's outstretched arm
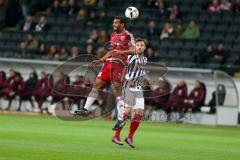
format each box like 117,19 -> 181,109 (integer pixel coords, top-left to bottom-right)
91,52 -> 111,67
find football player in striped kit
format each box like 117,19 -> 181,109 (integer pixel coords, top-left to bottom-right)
112,38 -> 150,148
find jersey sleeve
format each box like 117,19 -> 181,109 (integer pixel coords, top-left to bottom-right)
127,33 -> 135,46
142,57 -> 148,76
143,57 -> 148,65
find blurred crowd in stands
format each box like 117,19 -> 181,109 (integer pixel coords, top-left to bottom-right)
0,69 -> 225,118
0,0 -> 236,62
0,0 -> 239,71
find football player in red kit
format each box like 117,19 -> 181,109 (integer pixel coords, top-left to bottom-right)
75,16 -> 136,130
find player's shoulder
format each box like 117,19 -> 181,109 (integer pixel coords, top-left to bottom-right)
142,56 -> 148,63
143,56 -> 148,61
125,30 -> 133,35
128,54 -> 136,59
128,54 -> 137,62
124,30 -> 134,38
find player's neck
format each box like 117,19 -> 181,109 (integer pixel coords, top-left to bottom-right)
137,53 -> 144,57
116,29 -> 125,34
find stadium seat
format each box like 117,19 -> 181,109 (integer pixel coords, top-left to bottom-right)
45,34 -> 57,43
172,40 -> 184,49
184,40 -> 196,50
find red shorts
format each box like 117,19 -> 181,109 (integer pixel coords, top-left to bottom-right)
97,61 -> 126,83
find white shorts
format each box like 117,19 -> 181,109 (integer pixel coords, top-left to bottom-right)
123,85 -> 144,110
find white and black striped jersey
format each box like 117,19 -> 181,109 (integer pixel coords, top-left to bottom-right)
124,55 -> 148,87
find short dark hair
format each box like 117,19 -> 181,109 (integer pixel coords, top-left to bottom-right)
114,16 -> 126,26
15,72 -> 21,78
135,38 -> 147,46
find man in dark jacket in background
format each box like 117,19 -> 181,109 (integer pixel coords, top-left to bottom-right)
167,80 -> 188,119
181,80 -> 206,120
34,72 -> 50,113
18,71 -> 38,111
6,72 -> 25,110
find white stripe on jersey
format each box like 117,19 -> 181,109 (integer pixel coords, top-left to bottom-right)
125,55 -> 148,85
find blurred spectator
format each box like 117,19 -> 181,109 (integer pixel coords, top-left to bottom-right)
47,45 -> 59,59
72,75 -> 84,86
87,10 -> 97,25
157,0 -> 168,17
7,69 -> 16,86
0,71 -> 6,90
97,30 -> 108,46
0,69 -> 16,99
0,71 -> 5,108
97,10 -> 109,25
75,8 -> 87,26
233,0 -> 240,13
5,0 -> 23,27
19,15 -> 36,32
87,29 -> 99,43
30,0 -> 51,14
146,0 -> 158,8
49,0 -> 62,16
35,15 -> 50,32
6,72 -> 25,110
146,47 -> 158,62
220,0 -> 232,12
197,45 -> 214,64
146,20 -> 159,37
18,70 -> 38,111
181,20 -> 200,39
84,0 -> 97,6
39,43 -> 49,56
34,72 -> 50,113
51,72 -> 70,106
209,43 -> 227,64
54,47 -> 68,61
167,80 -> 188,119
182,80 -> 206,116
0,0 -> 5,10
63,0 -> 78,16
174,23 -> 184,38
208,0 -> 221,13
0,71 -> 7,102
71,75 -> 85,108
85,44 -> 94,54
71,46 -> 79,58
19,33 -> 39,53
19,0 -> 31,18
97,0 -> 111,8
145,79 -> 171,114
160,23 -> 174,39
168,4 -> 180,20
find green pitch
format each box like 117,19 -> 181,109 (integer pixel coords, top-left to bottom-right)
0,114 -> 240,160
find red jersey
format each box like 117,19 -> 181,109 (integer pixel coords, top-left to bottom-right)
108,30 -> 135,65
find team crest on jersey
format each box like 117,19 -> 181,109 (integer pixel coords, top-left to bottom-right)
120,35 -> 125,41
